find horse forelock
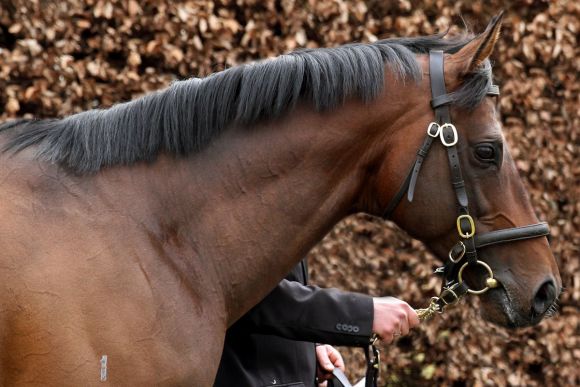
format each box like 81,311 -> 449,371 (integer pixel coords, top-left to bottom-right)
1,33 -> 493,174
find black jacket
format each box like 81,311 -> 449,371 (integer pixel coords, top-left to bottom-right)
214,261 -> 374,387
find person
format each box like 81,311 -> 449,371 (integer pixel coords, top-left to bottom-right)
214,259 -> 420,386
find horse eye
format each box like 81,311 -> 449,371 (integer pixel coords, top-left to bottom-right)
475,144 -> 495,161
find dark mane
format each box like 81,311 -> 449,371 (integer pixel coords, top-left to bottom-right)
0,33 -> 492,174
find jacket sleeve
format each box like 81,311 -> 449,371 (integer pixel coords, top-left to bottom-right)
232,279 -> 374,346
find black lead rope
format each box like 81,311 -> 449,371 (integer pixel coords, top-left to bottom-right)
364,340 -> 379,387
327,342 -> 378,387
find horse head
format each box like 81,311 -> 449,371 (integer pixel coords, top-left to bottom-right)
371,13 -> 561,328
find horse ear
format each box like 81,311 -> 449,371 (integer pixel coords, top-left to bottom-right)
447,11 -> 504,77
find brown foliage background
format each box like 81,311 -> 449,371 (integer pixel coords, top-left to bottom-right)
0,0 -> 578,385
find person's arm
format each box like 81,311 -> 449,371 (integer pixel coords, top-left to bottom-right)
232,279 -> 374,346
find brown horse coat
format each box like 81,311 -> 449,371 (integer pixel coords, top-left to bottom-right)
0,15 -> 560,385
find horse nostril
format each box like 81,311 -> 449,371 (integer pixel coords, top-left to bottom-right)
531,280 -> 557,318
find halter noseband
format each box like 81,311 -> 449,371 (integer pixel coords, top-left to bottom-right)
383,50 -> 550,319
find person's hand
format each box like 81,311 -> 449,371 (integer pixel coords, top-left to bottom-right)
372,296 -> 420,344
315,344 -> 345,387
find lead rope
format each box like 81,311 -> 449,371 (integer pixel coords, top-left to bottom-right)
363,335 -> 380,387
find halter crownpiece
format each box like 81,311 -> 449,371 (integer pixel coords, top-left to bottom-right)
382,50 -> 550,319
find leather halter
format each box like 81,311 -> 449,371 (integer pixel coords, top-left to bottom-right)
383,50 -> 550,308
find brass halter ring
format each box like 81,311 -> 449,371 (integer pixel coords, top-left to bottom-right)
458,260 -> 499,295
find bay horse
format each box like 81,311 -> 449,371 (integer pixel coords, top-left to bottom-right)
0,13 -> 560,385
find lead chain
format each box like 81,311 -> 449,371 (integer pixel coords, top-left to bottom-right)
415,297 -> 442,322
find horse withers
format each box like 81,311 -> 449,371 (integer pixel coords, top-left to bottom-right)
0,13 -> 560,385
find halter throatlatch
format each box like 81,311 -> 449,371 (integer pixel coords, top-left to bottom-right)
382,50 -> 550,321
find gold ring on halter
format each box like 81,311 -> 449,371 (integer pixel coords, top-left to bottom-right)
458,260 -> 499,295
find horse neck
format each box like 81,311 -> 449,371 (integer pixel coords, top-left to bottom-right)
125,82 -> 420,326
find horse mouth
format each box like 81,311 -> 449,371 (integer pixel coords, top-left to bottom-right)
482,285 -> 555,329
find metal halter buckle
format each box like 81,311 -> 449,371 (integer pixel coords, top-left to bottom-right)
427,122 -> 440,137
439,284 -> 461,305
439,123 -> 458,147
458,260 -> 499,295
456,214 -> 476,238
448,241 -> 466,263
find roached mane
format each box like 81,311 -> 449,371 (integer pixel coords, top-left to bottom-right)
0,33 -> 492,174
